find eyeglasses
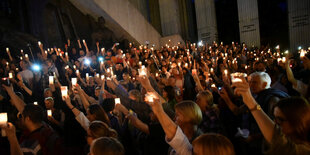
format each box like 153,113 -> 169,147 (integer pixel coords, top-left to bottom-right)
274,116 -> 287,125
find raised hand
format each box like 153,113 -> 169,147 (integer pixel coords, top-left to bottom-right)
0,122 -> 16,139
231,77 -> 252,105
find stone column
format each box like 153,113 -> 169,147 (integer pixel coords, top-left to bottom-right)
158,0 -> 182,36
237,0 -> 260,47
287,0 -> 310,51
195,0 -> 218,44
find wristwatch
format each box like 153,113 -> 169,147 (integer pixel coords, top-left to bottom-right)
250,104 -> 261,112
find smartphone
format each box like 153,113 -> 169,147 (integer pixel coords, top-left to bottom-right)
1,78 -> 10,86
218,87 -> 222,91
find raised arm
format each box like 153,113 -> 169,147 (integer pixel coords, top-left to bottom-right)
232,78 -> 275,143
145,94 -> 177,140
3,84 -> 26,113
1,123 -> 23,155
115,103 -> 149,134
76,85 -> 90,110
285,59 -> 297,87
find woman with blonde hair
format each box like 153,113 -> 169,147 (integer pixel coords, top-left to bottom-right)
192,133 -> 235,155
86,121 -> 118,145
174,101 -> 203,142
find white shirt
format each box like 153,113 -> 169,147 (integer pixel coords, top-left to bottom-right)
166,126 -> 192,155
75,112 -> 90,131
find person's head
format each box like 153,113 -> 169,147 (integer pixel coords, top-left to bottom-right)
79,50 -> 85,56
122,73 -> 129,81
192,134 -> 235,155
21,104 -> 44,131
95,87 -> 101,97
249,72 -> 271,94
174,101 -> 202,127
87,104 -> 110,126
86,121 -> 118,145
44,88 -> 53,98
46,59 -> 53,67
44,97 -> 54,109
168,76 -> 176,87
128,89 -> 141,102
254,62 -> 266,72
196,91 -> 213,112
163,86 -> 176,101
20,60 -> 30,70
273,97 -> 310,143
90,137 -> 124,155
72,47 -> 77,54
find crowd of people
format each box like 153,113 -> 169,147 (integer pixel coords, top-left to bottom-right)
0,38 -> 309,155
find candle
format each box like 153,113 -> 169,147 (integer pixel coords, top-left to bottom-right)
21,49 -> 23,53
76,70 -> 79,75
8,73 -> 13,79
45,50 -> 48,55
300,50 -> 305,58
139,61 -> 142,65
96,73 -> 99,78
20,56 -> 23,60
192,69 -> 197,75
34,102 -> 38,105
156,73 -> 159,77
139,68 -> 146,76
47,110 -> 52,117
61,86 -> 68,99
101,48 -> 105,52
49,76 -> 54,85
73,65 -> 76,70
38,41 -> 41,46
101,75 -> 105,80
210,68 -> 214,73
224,69 -> 228,76
148,97 -> 154,102
25,54 -> 28,58
0,113 -> 7,125
83,39 -> 85,43
115,98 -> 121,105
282,57 -> 286,62
65,52 -> 68,57
86,73 -> 89,81
71,78 -> 77,86
6,48 -> 9,52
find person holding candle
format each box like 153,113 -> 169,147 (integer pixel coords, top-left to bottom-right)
285,55 -> 310,100
64,95 -> 110,131
45,97 -> 65,135
232,77 -> 310,154
1,104 -> 63,155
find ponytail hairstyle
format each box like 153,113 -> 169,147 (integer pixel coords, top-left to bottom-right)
88,121 -> 118,139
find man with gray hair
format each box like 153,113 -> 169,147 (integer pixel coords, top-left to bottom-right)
248,71 -> 288,115
240,72 -> 289,154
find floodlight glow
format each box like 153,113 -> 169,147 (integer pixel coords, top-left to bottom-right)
98,57 -> 104,62
32,64 -> 41,71
84,59 -> 91,65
